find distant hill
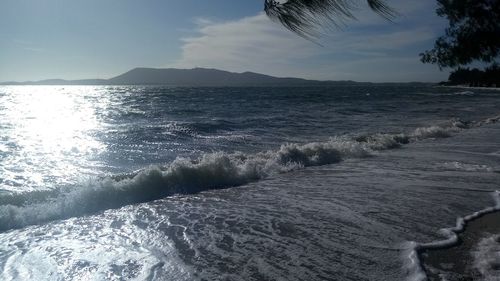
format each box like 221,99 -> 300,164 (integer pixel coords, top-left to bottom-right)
0,67 -> 361,87
109,67 -> 323,86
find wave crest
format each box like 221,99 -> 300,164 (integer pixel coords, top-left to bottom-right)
0,116 -> 490,232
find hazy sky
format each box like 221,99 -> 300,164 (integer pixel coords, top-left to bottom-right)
0,0 -> 451,82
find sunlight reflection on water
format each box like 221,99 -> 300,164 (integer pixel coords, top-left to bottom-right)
0,86 -> 106,192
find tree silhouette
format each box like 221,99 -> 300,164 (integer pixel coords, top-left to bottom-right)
420,0 -> 500,68
264,0 -> 397,39
266,0 -> 499,87
446,64 -> 500,86
266,1 -> 499,69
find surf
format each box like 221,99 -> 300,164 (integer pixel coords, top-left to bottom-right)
0,116 -> 496,233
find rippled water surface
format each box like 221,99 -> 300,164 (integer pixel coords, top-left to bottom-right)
0,85 -> 499,280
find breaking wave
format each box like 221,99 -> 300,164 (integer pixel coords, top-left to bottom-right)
0,117 -> 491,232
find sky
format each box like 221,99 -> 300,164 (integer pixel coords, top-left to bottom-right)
0,0 -> 451,82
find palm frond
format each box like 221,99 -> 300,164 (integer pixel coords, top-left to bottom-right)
366,0 -> 398,20
264,0 -> 398,39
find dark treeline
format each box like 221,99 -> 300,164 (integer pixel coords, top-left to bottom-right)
441,64 -> 500,87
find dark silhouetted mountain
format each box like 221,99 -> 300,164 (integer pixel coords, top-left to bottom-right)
108,67 -> 328,86
1,67 -> 365,86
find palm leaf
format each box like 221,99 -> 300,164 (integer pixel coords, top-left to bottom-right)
264,0 -> 398,39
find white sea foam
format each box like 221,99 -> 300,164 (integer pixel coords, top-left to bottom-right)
0,138 -> 372,231
403,191 -> 500,281
453,91 -> 475,96
442,161 -> 495,172
475,115 -> 500,126
473,234 -> 500,281
401,115 -> 500,280
410,119 -> 466,139
0,117 -> 484,232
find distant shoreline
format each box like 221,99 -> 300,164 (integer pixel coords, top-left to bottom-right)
438,85 -> 500,91
0,67 -> 434,87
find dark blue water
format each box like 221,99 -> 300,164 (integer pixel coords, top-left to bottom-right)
0,85 -> 499,280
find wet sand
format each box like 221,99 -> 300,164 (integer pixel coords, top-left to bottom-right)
421,211 -> 500,280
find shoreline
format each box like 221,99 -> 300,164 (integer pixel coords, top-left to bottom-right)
404,190 -> 500,281
438,85 -> 500,91
420,209 -> 500,280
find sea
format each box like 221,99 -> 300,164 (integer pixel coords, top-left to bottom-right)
0,85 -> 499,281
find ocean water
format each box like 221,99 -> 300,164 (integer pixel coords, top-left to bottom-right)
0,85 -> 499,280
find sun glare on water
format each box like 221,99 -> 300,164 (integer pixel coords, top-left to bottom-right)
0,86 -> 106,192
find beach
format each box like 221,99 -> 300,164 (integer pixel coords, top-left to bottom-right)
0,85 -> 499,280
422,211 -> 500,280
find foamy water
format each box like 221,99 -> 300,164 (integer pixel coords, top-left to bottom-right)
0,85 -> 499,280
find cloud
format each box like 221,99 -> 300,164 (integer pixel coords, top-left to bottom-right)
172,14 -> 318,76
171,2 -> 448,82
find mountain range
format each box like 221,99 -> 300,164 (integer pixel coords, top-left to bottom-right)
1,68 -> 362,87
